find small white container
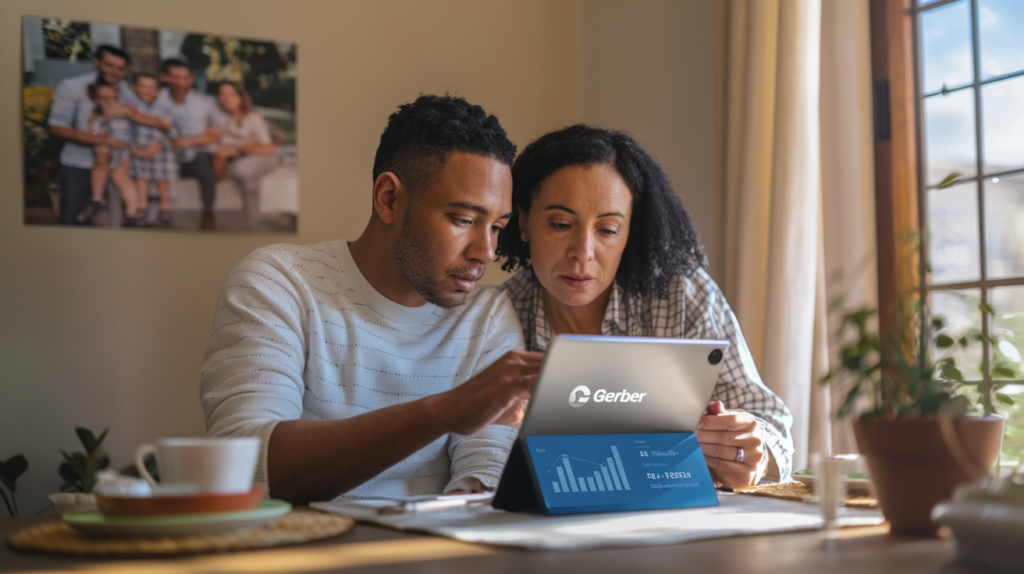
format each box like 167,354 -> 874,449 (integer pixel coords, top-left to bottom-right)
48,493 -> 97,515
92,470 -> 153,497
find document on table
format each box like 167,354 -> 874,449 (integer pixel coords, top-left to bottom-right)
311,491 -> 884,550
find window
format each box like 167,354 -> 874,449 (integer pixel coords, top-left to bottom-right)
915,0 -> 1024,464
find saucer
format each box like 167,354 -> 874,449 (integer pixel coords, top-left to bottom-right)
65,500 -> 291,538
96,487 -> 265,516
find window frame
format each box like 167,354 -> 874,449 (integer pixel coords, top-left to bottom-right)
870,0 -> 921,373
870,0 -> 1024,397
912,0 -> 1024,388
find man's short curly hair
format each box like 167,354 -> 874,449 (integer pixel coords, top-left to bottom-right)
372,94 -> 517,192
496,124 -> 707,299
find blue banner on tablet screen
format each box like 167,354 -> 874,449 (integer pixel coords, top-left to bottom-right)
524,433 -> 719,514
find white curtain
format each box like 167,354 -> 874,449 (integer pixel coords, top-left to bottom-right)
815,0 -> 878,459
724,0 -> 876,471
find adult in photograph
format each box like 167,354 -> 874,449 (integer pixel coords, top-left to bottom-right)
156,58 -> 225,229
496,125 -> 794,489
201,95 -> 541,505
212,81 -> 278,229
47,45 -> 170,225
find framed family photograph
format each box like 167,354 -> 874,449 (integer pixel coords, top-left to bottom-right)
22,16 -> 298,232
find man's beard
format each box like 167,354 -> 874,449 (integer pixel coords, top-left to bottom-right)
393,219 -> 480,309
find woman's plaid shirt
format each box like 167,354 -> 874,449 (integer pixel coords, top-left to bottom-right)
499,266 -> 794,482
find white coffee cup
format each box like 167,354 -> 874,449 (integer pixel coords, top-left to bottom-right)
134,437 -> 259,495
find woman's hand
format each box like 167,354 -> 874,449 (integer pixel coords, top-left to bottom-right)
695,400 -> 768,489
241,141 -> 278,156
215,145 -> 242,158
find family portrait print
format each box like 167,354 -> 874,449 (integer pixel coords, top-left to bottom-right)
22,17 -> 298,232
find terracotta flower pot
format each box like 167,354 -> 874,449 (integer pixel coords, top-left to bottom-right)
853,416 -> 1004,536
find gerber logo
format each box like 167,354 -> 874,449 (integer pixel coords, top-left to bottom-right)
568,385 -> 648,407
568,385 -> 591,408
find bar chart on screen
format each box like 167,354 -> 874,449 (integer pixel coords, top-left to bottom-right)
548,445 -> 632,494
523,433 -> 719,514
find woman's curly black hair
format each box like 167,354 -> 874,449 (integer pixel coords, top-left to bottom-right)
496,124 -> 707,299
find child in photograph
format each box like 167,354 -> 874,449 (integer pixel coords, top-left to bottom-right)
75,83 -> 142,226
128,73 -> 177,224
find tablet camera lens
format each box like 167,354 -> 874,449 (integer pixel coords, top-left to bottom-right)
708,349 -> 723,365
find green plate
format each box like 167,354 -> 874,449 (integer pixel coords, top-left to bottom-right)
65,499 -> 291,538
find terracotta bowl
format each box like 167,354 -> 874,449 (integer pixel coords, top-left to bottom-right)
95,486 -> 265,516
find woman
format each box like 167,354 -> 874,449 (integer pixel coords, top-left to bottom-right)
213,81 -> 278,229
496,125 -> 793,488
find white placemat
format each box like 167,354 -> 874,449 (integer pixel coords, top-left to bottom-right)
312,492 -> 884,550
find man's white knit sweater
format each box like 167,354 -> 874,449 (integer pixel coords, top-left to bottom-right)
200,239 -> 523,499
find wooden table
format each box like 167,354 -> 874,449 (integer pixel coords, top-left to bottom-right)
0,515 -> 989,573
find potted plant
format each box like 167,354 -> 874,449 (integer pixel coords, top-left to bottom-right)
824,176 -> 1021,535
1,454 -> 28,517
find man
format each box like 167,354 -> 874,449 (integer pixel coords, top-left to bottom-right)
201,95 -> 542,504
47,45 -> 170,225
155,59 -> 225,228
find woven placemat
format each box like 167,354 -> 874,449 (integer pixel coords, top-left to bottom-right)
7,509 -> 354,557
734,481 -> 878,508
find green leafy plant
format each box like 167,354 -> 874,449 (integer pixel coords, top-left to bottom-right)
822,173 -> 1022,420
0,454 -> 28,516
58,428 -> 111,493
823,300 -> 1019,420
23,85 -> 62,209
41,18 -> 94,62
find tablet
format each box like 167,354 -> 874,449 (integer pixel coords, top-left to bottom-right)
517,334 -> 729,436
493,335 -> 729,514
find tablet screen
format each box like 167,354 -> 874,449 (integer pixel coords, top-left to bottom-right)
523,433 -> 719,514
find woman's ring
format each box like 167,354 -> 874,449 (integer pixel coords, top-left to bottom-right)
735,448 -> 745,462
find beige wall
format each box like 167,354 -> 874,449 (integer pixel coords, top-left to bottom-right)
580,0 -> 726,282
0,0 -> 721,512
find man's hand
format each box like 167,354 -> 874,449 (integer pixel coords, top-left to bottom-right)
172,135 -> 203,150
266,349 -> 541,505
103,102 -> 134,119
104,137 -> 127,150
125,106 -> 172,131
434,349 -> 542,436
204,126 -> 222,144
173,127 -> 222,150
695,400 -> 767,489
